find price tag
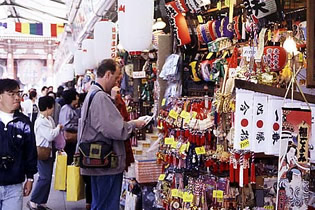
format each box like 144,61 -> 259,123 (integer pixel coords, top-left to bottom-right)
180,110 -> 190,119
186,142 -> 190,152
171,141 -> 178,149
299,53 -> 304,62
183,192 -> 194,203
267,30 -> 272,41
222,51 -> 228,58
161,98 -> 166,106
197,15 -> 204,24
165,137 -> 175,145
216,190 -> 223,198
264,206 -> 274,210
180,144 -> 187,153
158,174 -> 165,181
206,52 -> 214,60
178,190 -> 183,198
217,1 -> 222,10
195,146 -> 206,155
169,110 -> 179,120
213,190 -> 217,198
240,139 -> 250,149
171,189 -> 179,197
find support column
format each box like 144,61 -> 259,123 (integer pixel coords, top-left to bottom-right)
6,52 -> 16,79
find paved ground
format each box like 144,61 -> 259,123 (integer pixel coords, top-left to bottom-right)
22,172 -> 86,210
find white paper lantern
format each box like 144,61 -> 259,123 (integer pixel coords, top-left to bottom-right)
118,0 -> 154,52
60,64 -> 74,83
82,39 -> 96,69
74,50 -> 85,75
94,21 -> 117,66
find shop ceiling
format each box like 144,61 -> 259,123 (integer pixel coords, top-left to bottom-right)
0,0 -> 68,23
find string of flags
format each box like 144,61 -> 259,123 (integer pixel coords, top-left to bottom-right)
0,22 -> 64,37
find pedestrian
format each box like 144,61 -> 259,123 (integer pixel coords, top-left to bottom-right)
21,90 -> 39,129
27,96 -> 63,210
78,59 -> 146,210
40,86 -> 48,98
0,79 -> 37,210
47,91 -> 61,126
59,88 -> 79,165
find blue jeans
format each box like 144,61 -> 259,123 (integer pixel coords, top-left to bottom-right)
30,158 -> 54,204
91,173 -> 123,210
0,183 -> 23,210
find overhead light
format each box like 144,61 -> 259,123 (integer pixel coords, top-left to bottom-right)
152,18 -> 166,30
283,31 -> 298,56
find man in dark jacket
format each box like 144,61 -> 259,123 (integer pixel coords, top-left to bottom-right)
0,79 -> 37,210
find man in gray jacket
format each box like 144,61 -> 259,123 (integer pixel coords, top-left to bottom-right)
78,59 -> 145,210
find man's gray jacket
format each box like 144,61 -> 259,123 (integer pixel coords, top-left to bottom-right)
78,84 -> 135,175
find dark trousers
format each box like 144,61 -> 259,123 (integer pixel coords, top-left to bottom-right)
91,173 -> 123,210
64,142 -> 76,165
30,158 -> 54,204
82,175 -> 92,204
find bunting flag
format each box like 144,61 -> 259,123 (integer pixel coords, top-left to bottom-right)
13,22 -> 64,37
0,22 -> 7,28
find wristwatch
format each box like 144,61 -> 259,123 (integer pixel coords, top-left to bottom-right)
27,178 -> 34,182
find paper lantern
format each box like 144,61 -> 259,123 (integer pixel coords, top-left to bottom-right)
94,21 -> 117,66
61,64 -> 74,83
118,0 -> 153,52
82,39 -> 96,69
165,1 -> 191,46
263,46 -> 287,72
74,50 -> 85,76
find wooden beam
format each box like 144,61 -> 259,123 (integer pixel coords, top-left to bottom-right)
235,79 -> 315,104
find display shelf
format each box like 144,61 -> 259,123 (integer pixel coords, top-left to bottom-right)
235,79 -> 315,104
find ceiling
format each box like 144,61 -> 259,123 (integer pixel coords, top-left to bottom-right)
0,0 -> 69,23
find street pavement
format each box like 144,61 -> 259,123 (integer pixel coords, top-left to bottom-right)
22,171 -> 86,210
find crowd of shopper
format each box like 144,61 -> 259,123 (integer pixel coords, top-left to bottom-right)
0,59 -> 146,210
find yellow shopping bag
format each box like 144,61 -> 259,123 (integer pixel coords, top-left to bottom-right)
66,165 -> 85,201
54,151 -> 67,190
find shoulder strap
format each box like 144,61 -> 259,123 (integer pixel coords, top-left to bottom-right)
85,90 -> 100,120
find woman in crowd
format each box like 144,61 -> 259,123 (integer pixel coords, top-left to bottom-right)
27,96 -> 63,210
58,88 -> 79,165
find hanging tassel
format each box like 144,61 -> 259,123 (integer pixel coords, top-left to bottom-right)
229,153 -> 235,182
239,153 -> 244,187
234,153 -> 240,183
250,152 -> 256,184
243,153 -> 250,185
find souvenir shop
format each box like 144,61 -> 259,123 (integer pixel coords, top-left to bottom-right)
108,0 -> 315,209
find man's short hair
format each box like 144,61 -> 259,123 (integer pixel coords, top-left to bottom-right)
29,91 -> 37,100
41,86 -> 48,92
96,59 -> 117,78
0,79 -> 20,94
38,96 -> 55,111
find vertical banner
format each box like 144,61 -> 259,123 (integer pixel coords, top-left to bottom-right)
277,108 -> 311,210
251,93 -> 268,153
234,89 -> 254,150
266,96 -> 283,156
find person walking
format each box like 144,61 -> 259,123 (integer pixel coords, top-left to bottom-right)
0,79 -> 37,210
78,59 -> 146,210
27,96 -> 62,210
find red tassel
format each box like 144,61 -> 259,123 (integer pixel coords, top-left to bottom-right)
229,156 -> 235,183
250,153 -> 256,184
244,153 -> 250,185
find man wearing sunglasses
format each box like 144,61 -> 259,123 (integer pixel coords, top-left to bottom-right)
0,79 -> 37,210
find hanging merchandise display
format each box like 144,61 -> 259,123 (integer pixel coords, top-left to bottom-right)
81,39 -> 96,70
93,21 -> 117,65
150,0 -> 315,209
117,0 -> 154,52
